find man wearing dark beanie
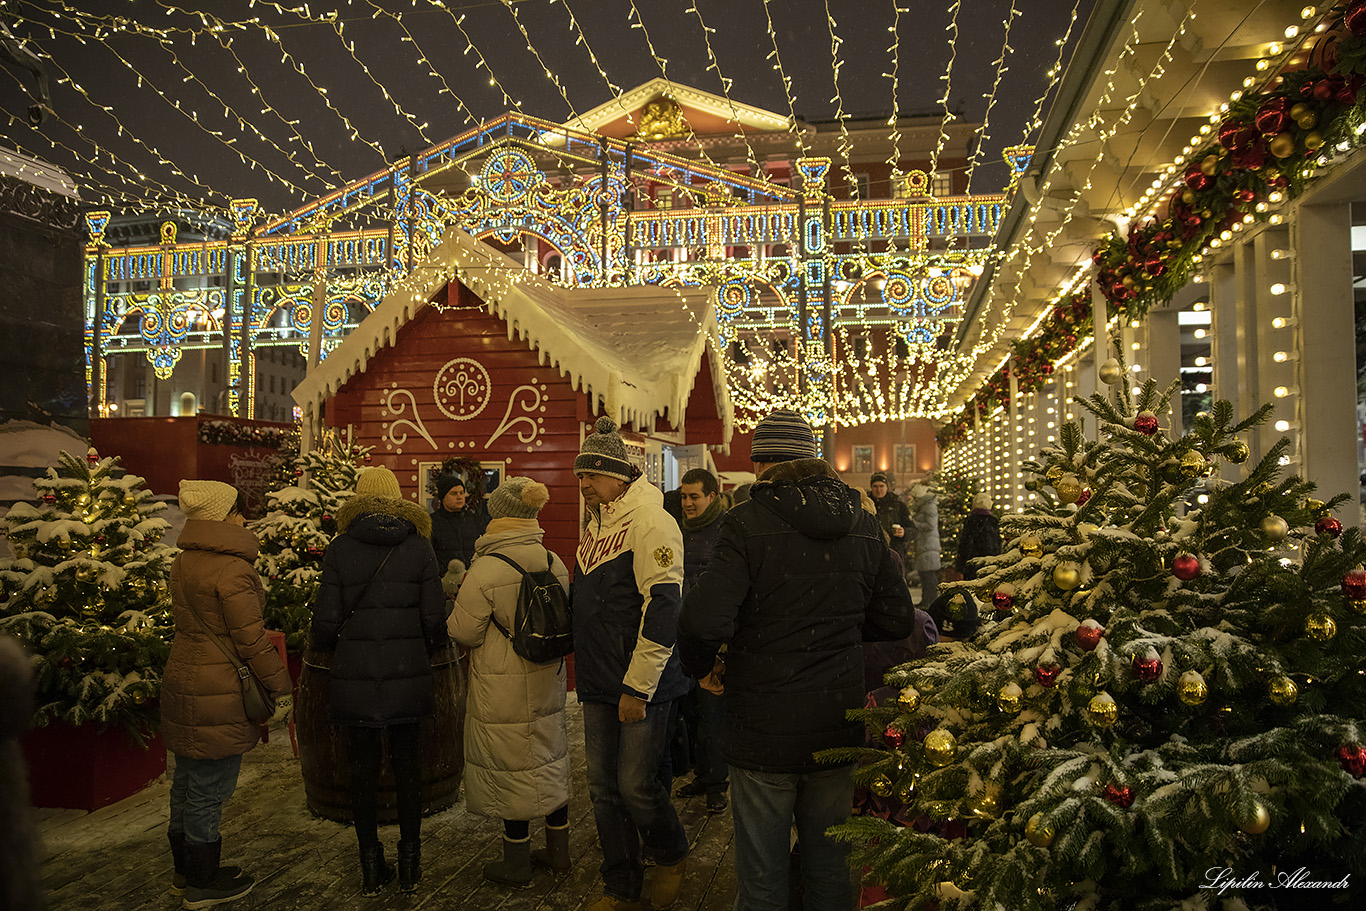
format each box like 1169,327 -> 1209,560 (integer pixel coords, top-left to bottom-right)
571,416 -> 689,911
677,408 -> 915,911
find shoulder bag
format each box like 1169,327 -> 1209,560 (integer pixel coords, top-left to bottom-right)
177,574 -> 276,723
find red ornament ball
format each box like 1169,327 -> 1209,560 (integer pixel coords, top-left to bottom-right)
1338,744 -> 1366,779
364,453 -> 373,463
1075,621 -> 1104,651
1103,783 -> 1135,808
1132,650 -> 1163,683
1133,411 -> 1159,435
1184,165 -> 1210,193
1349,1 -> 1366,38
1172,553 -> 1202,581
1254,97 -> 1291,135
1342,568 -> 1366,601
1313,79 -> 1335,103
1315,516 -> 1343,539
1034,665 -> 1061,688
883,725 -> 905,749
1075,488 -> 1092,507
41,494 -> 56,505
991,590 -> 1015,612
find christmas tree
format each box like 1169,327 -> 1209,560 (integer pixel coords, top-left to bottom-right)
834,378 -> 1366,910
0,449 -> 175,736
933,466 -> 981,572
253,433 -> 370,650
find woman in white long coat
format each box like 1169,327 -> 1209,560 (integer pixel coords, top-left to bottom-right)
448,477 -> 571,888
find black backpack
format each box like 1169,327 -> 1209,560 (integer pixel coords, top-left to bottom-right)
486,552 -> 573,664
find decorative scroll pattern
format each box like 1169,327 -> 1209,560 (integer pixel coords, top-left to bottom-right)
486,382 -> 548,450
380,384 -> 437,453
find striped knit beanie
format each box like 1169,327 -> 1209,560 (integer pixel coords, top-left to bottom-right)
750,409 -> 819,463
574,416 -> 637,482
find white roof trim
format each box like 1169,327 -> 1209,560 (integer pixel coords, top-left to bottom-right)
293,227 -> 733,445
565,78 -> 792,134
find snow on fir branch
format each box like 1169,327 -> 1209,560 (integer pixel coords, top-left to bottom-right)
826,371 -> 1366,909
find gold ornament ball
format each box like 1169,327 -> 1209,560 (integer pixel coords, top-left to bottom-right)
1087,692 -> 1119,727
1054,475 -> 1083,504
898,685 -> 921,711
1305,497 -> 1327,516
870,775 -> 894,798
968,789 -> 1001,819
1240,802 -> 1271,835
1304,131 -> 1325,151
998,683 -> 1023,714
1306,612 -> 1337,643
1296,111 -> 1319,130
923,729 -> 957,767
1053,561 -> 1083,591
1200,154 -> 1220,176
1098,358 -> 1124,386
1349,599 -> 1366,616
897,780 -> 917,803
1268,675 -> 1299,706
76,492 -> 91,507
1270,132 -> 1298,158
1260,515 -> 1289,541
1020,536 -> 1043,558
123,492 -> 138,505
1045,464 -> 1065,486
1223,440 -> 1250,464
1179,450 -> 1207,479
75,564 -> 97,583
1178,671 -> 1208,706
1025,812 -> 1055,847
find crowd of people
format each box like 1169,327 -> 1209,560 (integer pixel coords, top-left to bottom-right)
152,408 -> 1001,911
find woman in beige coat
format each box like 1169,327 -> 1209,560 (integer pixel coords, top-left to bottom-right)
448,477 -> 571,888
162,480 -> 292,909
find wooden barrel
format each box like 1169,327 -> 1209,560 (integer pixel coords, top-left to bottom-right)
296,645 -> 466,823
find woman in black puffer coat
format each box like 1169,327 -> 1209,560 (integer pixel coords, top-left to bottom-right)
311,467 -> 448,897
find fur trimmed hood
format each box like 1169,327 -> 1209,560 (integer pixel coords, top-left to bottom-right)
337,494 -> 433,539
751,458 -> 860,540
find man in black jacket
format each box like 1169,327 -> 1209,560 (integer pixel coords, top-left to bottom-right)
430,476 -> 489,574
677,410 -> 915,911
869,471 -> 910,561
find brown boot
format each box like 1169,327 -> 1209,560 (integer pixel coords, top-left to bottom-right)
649,857 -> 686,908
482,836 -> 532,888
530,822 -> 570,874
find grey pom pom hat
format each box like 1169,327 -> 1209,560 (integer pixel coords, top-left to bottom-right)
574,416 -> 637,482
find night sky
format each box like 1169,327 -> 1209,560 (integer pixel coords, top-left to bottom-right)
1,0 -> 1095,217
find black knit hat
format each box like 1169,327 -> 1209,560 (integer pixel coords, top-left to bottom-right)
574,416 -> 637,481
435,474 -> 465,499
870,471 -> 889,485
750,409 -> 819,463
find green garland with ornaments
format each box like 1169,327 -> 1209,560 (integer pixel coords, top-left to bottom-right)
940,3 -> 1366,451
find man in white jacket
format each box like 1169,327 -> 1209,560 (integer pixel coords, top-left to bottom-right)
571,416 -> 689,911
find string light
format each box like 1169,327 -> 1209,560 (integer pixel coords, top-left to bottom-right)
684,2 -> 767,179
929,0 -> 964,188
963,2 -> 1019,200
821,0 -> 858,201
759,0 -> 804,154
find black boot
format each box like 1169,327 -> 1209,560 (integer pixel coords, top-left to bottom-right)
359,844 -> 395,896
397,839 -> 422,894
169,832 -> 187,895
171,833 -> 240,896
182,840 -> 254,909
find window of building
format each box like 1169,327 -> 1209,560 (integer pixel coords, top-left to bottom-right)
931,172 -> 954,197
269,375 -> 276,394
853,174 -> 870,200
656,187 -> 673,210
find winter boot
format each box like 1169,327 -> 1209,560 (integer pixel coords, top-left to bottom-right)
181,840 -> 254,909
648,856 -> 687,909
359,844 -> 395,896
397,838 -> 422,894
530,823 -> 571,875
482,835 -> 533,888
171,832 -> 240,895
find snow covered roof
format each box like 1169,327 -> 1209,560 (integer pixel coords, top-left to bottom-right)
293,227 -> 733,441
0,148 -> 78,199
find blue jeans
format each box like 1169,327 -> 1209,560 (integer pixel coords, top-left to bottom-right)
583,699 -> 689,901
729,764 -> 855,911
167,753 -> 243,846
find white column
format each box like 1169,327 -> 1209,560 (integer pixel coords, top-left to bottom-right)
1142,306 -> 1183,435
1293,201 -> 1358,523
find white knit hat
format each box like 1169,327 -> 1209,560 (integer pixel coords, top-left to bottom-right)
179,479 -> 239,522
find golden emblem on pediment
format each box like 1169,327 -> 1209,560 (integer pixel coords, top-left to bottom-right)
635,98 -> 689,141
